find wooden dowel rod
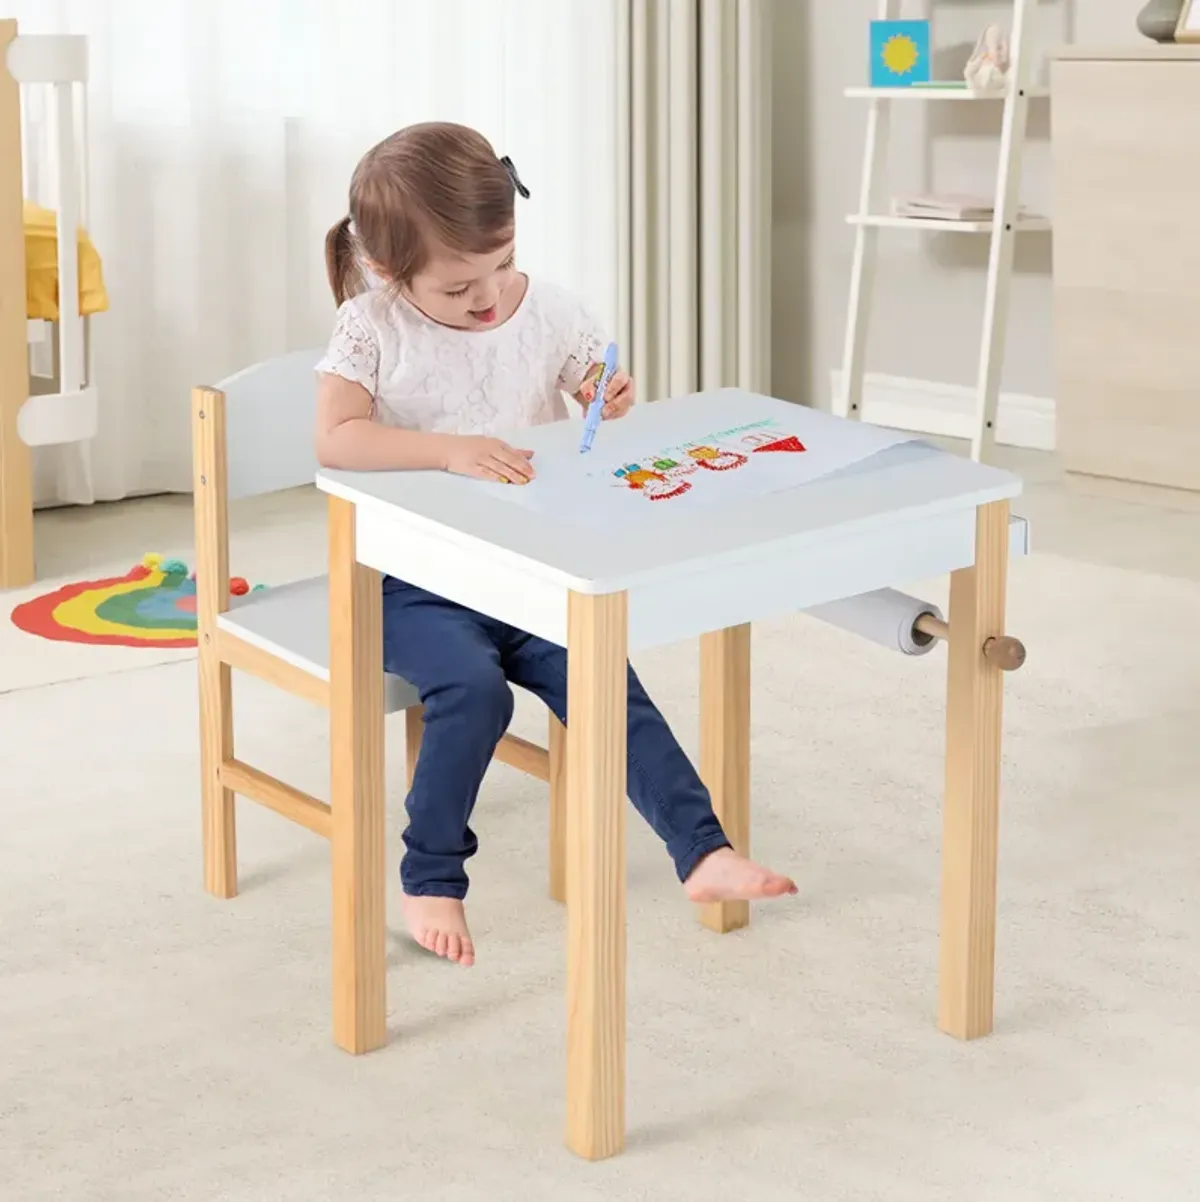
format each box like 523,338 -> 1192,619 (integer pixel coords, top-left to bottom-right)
219,758 -> 332,839
493,733 -> 551,782
219,733 -> 550,846
914,613 -> 949,642
913,613 -> 1026,672
216,628 -> 331,707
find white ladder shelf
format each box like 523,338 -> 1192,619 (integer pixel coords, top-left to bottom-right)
836,0 -> 1048,462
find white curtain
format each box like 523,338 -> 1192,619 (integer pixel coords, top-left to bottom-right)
12,0 -> 621,506
619,0 -> 772,401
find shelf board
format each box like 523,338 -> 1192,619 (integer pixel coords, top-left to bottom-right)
1051,44 -> 1200,62
846,213 -> 1052,234
844,84 -> 1050,101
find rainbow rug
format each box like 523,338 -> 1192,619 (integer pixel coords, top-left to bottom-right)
10,554 -> 264,649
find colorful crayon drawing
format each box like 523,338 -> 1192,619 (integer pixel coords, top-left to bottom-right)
751,434 -> 806,454
611,422 -> 808,503
740,430 -> 778,448
651,456 -> 698,480
741,430 -> 807,454
686,445 -> 748,471
612,465 -> 693,501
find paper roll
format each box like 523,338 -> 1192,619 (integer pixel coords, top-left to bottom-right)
805,588 -> 945,656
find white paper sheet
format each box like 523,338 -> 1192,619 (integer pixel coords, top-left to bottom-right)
479,403 -> 921,523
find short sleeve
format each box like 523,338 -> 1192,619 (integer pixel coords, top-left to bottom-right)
315,301 -> 380,397
555,297 -> 609,396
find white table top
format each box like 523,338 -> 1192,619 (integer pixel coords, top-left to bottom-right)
317,389 -> 1023,594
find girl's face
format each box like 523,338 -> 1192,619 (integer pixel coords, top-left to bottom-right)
402,239 -> 520,330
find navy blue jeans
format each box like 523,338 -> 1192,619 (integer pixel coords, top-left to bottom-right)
381,578 -> 731,899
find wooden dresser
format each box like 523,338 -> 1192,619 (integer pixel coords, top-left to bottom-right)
1051,45 -> 1200,491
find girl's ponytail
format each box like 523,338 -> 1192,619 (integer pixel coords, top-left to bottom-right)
324,215 -> 364,306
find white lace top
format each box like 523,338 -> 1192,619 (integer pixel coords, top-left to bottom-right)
314,276 -> 608,435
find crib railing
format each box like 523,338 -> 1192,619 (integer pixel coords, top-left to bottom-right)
1,23 -> 96,587
10,30 -> 96,447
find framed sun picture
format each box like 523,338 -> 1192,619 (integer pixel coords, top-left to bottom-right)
870,19 -> 932,87
1177,0 -> 1200,42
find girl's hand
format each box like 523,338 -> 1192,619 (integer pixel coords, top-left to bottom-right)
578,366 -> 635,420
443,435 -> 535,484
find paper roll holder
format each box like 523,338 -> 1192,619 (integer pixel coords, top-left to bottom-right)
912,613 -> 1027,672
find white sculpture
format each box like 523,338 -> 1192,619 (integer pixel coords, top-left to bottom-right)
965,25 -> 1011,95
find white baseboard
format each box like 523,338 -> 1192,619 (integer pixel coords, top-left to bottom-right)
828,371 -> 1056,452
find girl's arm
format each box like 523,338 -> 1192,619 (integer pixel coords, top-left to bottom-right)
314,373 -> 535,482
315,372 -> 449,471
556,295 -> 635,419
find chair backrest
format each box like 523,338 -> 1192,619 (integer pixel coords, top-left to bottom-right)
216,348 -> 324,501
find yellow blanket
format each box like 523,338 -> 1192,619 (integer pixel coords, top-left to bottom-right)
24,200 -> 109,321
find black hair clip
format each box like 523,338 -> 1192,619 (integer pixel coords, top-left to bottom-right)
500,155 -> 530,200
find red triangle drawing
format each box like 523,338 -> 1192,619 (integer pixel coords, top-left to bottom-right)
752,435 -> 806,454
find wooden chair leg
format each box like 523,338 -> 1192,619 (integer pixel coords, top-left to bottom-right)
565,590 -> 627,1161
938,500 -> 1009,1040
329,495 -> 386,1055
192,385 -> 236,898
548,712 -> 567,903
198,646 -> 237,898
697,625 -> 752,933
0,20 -> 35,590
405,705 -> 423,792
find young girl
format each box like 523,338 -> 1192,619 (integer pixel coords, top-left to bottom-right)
315,122 -> 795,968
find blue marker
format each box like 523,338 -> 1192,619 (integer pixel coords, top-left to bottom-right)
579,342 -> 619,454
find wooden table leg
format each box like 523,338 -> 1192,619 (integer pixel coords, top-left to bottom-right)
548,712 -> 567,903
0,20 -> 35,591
938,500 -> 1010,1040
698,625 -> 752,934
565,590 -> 627,1160
329,496 -> 386,1055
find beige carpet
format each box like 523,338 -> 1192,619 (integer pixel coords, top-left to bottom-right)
0,494 -> 328,693
0,560 -> 196,694
3,548 -> 1199,1201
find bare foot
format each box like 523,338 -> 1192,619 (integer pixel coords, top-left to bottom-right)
401,895 -> 475,967
683,847 -> 797,904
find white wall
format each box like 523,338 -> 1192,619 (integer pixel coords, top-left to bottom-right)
771,0 -> 1137,409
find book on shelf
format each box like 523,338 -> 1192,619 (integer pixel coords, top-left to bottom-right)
889,193 -> 1030,221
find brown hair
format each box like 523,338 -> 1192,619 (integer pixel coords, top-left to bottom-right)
325,122 -> 518,305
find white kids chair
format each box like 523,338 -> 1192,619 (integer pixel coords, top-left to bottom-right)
190,353 -> 567,1052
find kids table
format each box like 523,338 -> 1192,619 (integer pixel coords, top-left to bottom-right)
315,389 -> 1027,1161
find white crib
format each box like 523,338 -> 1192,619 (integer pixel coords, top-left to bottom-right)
1,21 -> 97,588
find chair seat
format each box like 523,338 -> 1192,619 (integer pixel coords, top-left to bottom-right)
216,576 -> 419,713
